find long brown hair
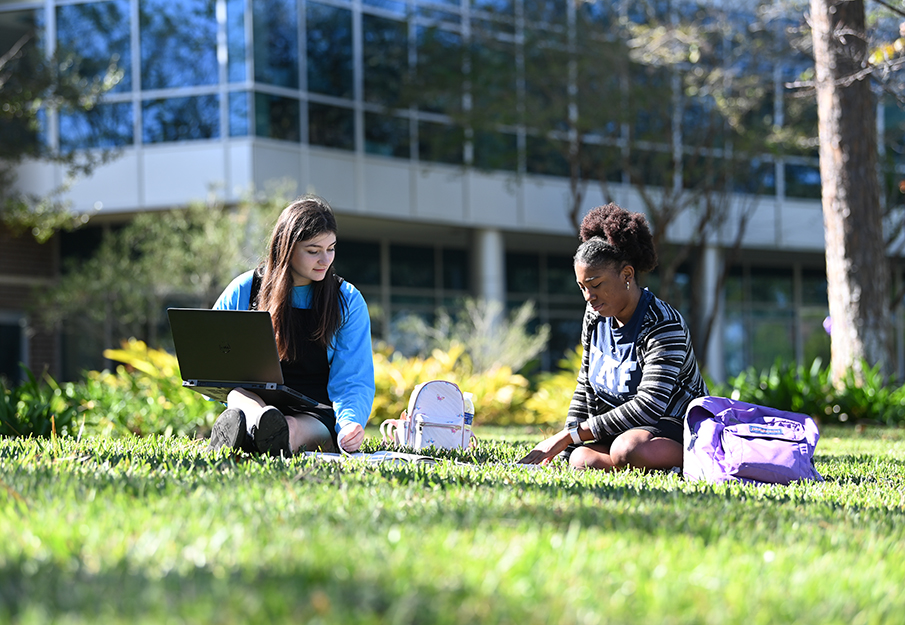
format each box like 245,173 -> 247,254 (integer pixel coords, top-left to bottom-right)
257,195 -> 346,360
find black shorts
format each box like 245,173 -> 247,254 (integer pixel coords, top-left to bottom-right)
595,419 -> 684,446
274,403 -> 338,448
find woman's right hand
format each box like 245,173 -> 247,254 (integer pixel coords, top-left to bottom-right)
517,429 -> 572,465
337,423 -> 365,453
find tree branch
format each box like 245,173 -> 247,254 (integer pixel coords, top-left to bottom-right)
870,0 -> 905,20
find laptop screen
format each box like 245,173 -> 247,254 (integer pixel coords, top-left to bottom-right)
167,308 -> 285,384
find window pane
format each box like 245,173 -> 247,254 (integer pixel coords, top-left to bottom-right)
546,254 -> 575,295
883,101 -> 905,158
307,2 -> 352,98
628,148 -> 670,188
734,158 -> 776,195
418,121 -> 463,165
801,310 -> 831,367
749,268 -> 792,307
0,9 -> 43,51
682,95 -> 725,150
782,70 -> 818,158
577,0 -> 616,30
576,43 -> 622,139
57,1 -> 131,93
229,91 -> 249,136
0,9 -> 44,154
442,249 -> 469,290
253,0 -> 298,88
547,315 -> 583,365
227,0 -> 246,82
749,310 -> 795,370
391,294 -> 435,307
363,14 -> 407,105
724,267 -> 744,303
526,135 -> 568,177
507,252 -> 540,294
334,241 -> 380,286
470,38 -> 516,126
682,154 -> 730,191
785,163 -> 822,199
391,245 -> 434,288
363,0 -> 406,16
525,39 -> 569,128
309,102 -> 354,150
723,310 -> 745,376
140,0 -> 217,89
416,4 -> 461,24
365,112 -> 409,158
628,65 -> 671,142
414,26 -> 462,115
581,143 -> 622,183
0,320 -> 23,384
524,0 -> 566,25
60,102 -> 133,150
474,130 -> 517,171
254,92 -> 300,141
801,269 -> 828,306
472,0 -> 514,18
142,95 -> 219,143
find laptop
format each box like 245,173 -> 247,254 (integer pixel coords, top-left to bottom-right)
166,308 -> 324,413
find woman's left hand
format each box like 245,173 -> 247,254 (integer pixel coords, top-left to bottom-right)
338,423 -> 365,452
517,430 -> 572,465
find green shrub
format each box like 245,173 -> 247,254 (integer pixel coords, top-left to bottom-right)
0,367 -> 84,438
389,298 -> 550,374
829,363 -> 905,426
371,342 -> 532,425
78,339 -> 220,437
710,358 -> 905,427
523,346 -> 583,426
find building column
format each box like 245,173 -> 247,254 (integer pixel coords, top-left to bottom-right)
701,244 -> 725,384
473,228 -> 506,311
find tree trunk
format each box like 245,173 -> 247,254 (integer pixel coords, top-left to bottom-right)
810,0 -> 891,386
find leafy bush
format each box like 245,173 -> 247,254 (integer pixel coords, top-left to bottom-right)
371,342 -> 532,425
710,358 -> 905,426
78,339 -> 220,437
0,367 -> 84,438
389,298 -> 550,374
523,346 -> 583,426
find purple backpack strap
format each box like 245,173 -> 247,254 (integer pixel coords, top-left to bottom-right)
683,396 -> 823,485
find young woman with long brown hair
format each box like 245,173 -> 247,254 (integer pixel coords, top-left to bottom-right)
208,195 -> 374,456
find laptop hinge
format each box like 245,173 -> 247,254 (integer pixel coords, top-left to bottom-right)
186,380 -> 198,387
266,382 -> 277,390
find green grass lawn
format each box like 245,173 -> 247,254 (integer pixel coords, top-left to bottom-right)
1,426 -> 904,624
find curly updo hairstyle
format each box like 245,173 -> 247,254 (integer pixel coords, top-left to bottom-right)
574,203 -> 658,275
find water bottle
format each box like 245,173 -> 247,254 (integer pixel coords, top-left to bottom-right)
463,392 -> 475,426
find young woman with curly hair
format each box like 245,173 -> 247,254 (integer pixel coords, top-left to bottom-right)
519,203 -> 707,470
207,195 -> 374,457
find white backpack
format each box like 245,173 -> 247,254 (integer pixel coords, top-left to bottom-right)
380,380 -> 474,451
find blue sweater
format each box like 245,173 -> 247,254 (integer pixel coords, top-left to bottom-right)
213,270 -> 376,434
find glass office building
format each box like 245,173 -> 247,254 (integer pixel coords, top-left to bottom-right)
4,0 -> 904,382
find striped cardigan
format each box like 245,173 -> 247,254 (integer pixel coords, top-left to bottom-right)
563,292 -> 708,449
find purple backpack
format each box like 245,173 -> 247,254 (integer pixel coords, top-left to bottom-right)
683,396 -> 823,485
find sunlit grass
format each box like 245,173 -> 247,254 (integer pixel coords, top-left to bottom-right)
1,427 -> 903,624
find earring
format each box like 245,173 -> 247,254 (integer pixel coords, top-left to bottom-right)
625,281 -> 630,290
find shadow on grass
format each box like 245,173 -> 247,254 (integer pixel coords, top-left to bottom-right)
0,557 -> 531,624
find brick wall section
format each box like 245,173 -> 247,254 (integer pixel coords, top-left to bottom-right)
0,225 -> 60,378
